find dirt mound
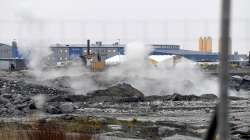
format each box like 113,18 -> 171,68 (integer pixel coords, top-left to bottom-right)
87,83 -> 144,102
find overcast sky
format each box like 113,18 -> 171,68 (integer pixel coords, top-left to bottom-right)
0,0 -> 249,53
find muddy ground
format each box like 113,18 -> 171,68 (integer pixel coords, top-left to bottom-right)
0,70 -> 250,140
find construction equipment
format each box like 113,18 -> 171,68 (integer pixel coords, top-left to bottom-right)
81,40 -> 106,72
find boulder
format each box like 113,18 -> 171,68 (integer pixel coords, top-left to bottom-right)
46,105 -> 61,114
59,102 -> 74,113
1,93 -> 12,99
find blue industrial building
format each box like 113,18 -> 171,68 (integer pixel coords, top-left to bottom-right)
151,49 -> 219,62
151,48 -> 246,62
49,41 -> 245,65
49,42 -> 125,65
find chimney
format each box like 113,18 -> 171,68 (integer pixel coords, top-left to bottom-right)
87,39 -> 90,55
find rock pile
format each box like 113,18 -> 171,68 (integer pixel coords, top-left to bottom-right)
0,78 -> 70,96
86,83 -> 145,102
0,93 -> 36,116
0,77 -> 71,117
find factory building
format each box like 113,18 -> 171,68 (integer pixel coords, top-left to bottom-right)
152,40 -> 245,62
152,49 -> 219,62
49,41 -> 126,65
0,41 -> 25,70
49,40 -> 245,65
49,41 -> 182,66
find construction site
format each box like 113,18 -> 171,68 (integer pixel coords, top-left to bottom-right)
0,0 -> 250,140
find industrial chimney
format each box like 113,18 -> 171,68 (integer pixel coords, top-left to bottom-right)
87,39 -> 90,55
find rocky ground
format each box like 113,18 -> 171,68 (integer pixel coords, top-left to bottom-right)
0,70 -> 250,139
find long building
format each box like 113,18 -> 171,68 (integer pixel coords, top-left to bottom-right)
49,41 -> 182,65
49,41 -> 246,65
49,41 -> 125,65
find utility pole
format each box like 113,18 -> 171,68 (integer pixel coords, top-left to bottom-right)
218,0 -> 231,139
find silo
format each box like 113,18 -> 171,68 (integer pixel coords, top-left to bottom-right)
199,37 -> 204,52
203,37 -> 208,52
206,37 -> 212,53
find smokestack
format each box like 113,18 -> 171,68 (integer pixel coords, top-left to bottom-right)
87,39 -> 90,55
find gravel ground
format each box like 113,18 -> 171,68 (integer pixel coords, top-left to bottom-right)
0,70 -> 250,139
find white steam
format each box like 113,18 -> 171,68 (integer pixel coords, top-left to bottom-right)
12,1 -> 220,96
32,94 -> 46,109
103,42 -> 219,96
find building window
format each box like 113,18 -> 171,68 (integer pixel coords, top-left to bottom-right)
65,50 -> 67,53
113,50 -> 116,52
60,57 -> 62,60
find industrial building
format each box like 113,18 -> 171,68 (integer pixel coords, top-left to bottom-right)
49,41 -> 182,65
0,41 -> 25,70
49,41 -> 125,65
49,40 -> 246,66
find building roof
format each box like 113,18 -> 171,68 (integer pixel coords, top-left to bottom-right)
152,49 -> 218,56
51,43 -> 126,48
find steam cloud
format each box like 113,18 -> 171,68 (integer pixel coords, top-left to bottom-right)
102,42 -> 219,96
10,1 -> 228,96
30,41 -> 221,96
